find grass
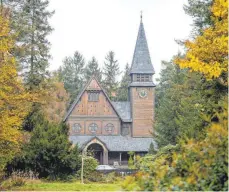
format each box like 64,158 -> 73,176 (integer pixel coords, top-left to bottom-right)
12,180 -> 122,191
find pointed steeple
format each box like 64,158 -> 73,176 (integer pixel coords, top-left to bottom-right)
130,15 -> 155,74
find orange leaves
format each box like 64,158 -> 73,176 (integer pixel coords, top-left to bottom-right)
174,0 -> 228,81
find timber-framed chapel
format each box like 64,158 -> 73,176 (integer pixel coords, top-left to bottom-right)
64,16 -> 156,166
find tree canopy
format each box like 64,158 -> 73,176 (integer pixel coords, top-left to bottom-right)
0,11 -> 31,175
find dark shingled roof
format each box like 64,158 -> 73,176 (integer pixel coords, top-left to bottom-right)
69,135 -> 156,152
112,102 -> 131,122
130,19 -> 155,74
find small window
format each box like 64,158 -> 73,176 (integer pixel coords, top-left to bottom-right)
136,74 -> 151,82
137,74 -> 140,82
88,91 -> 99,102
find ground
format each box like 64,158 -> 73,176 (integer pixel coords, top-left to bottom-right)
11,180 -> 122,191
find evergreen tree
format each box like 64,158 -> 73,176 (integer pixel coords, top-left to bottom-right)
184,0 -> 213,33
4,0 -> 55,131
84,56 -> 102,82
155,60 -> 204,148
4,0 -> 54,90
61,51 -> 85,104
103,51 -> 120,100
117,63 -> 130,101
13,115 -> 81,179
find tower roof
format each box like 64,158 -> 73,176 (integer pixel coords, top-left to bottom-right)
130,16 -> 155,74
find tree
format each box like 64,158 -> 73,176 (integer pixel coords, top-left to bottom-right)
61,51 -> 85,104
176,0 -> 227,82
117,63 -> 130,101
42,80 -> 69,123
155,60 -> 204,147
2,0 -> 54,90
84,56 -> 102,82
13,117 -> 81,179
103,51 -> 120,100
184,0 -> 213,33
0,11 -> 31,176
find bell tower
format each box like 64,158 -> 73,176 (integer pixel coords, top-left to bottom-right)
129,14 -> 155,137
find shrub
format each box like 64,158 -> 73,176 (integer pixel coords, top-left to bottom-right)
86,171 -> 104,182
0,170 -> 38,190
121,175 -> 141,191
103,172 -> 121,183
76,156 -> 98,180
11,120 -> 81,180
122,113 -> 228,191
127,151 -> 135,169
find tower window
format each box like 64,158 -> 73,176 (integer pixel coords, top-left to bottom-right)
136,74 -> 151,82
88,91 -> 99,101
137,74 -> 140,82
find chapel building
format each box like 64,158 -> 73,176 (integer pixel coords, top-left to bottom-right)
64,16 -> 156,165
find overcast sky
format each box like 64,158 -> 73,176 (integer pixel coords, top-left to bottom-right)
48,0 -> 193,80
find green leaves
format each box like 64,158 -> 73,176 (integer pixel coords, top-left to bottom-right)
18,117 -> 81,179
155,60 -> 204,147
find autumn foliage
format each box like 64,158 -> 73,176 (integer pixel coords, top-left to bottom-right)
175,0 -> 228,81
0,13 -> 31,174
43,81 -> 69,123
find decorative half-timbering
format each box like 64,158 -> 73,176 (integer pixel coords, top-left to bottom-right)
64,15 -> 156,165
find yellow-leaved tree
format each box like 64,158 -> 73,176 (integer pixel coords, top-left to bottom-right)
42,81 -> 69,123
175,0 -> 228,82
0,10 -> 31,176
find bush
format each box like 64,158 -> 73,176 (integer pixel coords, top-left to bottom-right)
76,156 -> 98,180
103,172 -> 121,183
0,170 -> 38,190
11,119 -> 81,180
86,171 -> 104,182
122,114 -> 228,191
121,175 -> 141,191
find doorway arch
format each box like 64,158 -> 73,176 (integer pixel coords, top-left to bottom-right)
83,137 -> 108,165
87,143 -> 103,164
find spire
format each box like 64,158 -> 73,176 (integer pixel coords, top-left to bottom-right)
129,15 -> 155,74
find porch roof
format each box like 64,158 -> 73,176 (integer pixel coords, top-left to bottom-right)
69,135 -> 156,152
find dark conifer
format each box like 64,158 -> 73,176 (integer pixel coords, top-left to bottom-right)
84,56 -> 102,82
117,63 -> 130,101
103,51 -> 120,100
